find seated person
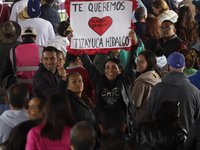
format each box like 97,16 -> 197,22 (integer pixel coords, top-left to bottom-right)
70,121 -> 96,150
136,101 -> 187,150
26,94 -> 47,121
0,83 -> 29,144
66,53 -> 95,104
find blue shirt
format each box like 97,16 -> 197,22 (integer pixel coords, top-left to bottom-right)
188,69 -> 200,90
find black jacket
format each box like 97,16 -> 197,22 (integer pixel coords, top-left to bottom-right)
136,122 -> 187,150
184,119 -> 200,150
80,41 -> 140,138
159,34 -> 186,58
57,79 -> 95,125
40,4 -> 61,35
32,63 -> 59,98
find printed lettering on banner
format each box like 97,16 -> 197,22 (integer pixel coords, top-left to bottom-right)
65,0 -> 138,55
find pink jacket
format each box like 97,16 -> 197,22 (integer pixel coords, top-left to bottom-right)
25,124 -> 71,150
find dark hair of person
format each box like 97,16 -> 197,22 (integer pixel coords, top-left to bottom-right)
57,20 -> 70,37
1,120 -> 38,150
66,53 -> 79,64
70,121 -> 95,150
197,24 -> 200,39
33,94 -> 47,112
42,46 -> 59,58
176,5 -> 198,46
178,49 -> 197,69
21,35 -> 36,39
135,7 -> 146,21
66,72 -> 94,110
8,83 -> 29,109
145,38 -> 165,57
100,105 -> 125,131
45,0 -> 54,4
198,51 -> 200,59
101,129 -> 128,150
40,92 -> 75,140
104,58 -> 124,72
151,0 -> 169,14
152,101 -> 181,134
144,16 -> 161,40
137,51 -> 163,78
0,87 -> 7,104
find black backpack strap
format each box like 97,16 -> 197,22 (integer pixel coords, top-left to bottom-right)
11,47 -> 17,78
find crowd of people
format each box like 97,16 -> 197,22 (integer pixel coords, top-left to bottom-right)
0,0 -> 200,149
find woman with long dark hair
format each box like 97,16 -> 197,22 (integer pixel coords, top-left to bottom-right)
25,93 -> 75,150
136,101 -> 187,150
131,51 -> 162,124
175,5 -> 198,49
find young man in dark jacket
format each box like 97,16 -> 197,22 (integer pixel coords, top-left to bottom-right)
32,46 -> 59,98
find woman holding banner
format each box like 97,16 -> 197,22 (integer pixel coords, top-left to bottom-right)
79,28 -> 139,138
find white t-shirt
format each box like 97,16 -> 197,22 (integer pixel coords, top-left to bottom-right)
19,18 -> 55,46
10,0 -> 28,23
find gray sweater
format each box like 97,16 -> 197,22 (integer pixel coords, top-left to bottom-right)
0,109 -> 28,143
146,71 -> 200,131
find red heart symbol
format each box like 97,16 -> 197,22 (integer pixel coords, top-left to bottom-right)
88,16 -> 112,36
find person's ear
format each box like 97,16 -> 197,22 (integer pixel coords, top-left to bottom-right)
119,68 -> 122,74
99,124 -> 105,134
5,96 -> 9,104
69,139 -> 72,146
69,139 -> 75,150
122,124 -> 127,133
77,56 -> 82,62
21,36 -> 24,41
24,99 -> 30,108
167,64 -> 170,72
93,140 -> 96,148
173,27 -> 176,33
33,36 -> 37,41
197,59 -> 200,68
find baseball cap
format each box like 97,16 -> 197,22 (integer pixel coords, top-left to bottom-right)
167,52 -> 185,68
21,26 -> 37,36
192,0 -> 200,10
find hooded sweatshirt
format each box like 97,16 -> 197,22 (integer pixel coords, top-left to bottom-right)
146,71 -> 200,131
131,71 -> 161,124
0,109 -> 28,143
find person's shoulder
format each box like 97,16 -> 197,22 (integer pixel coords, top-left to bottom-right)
13,0 -> 28,7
